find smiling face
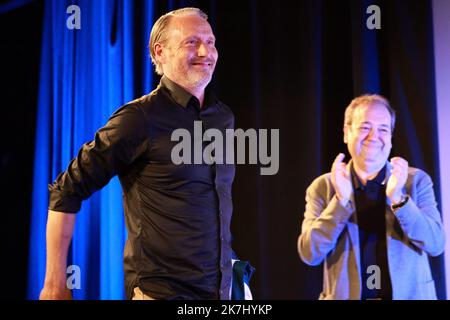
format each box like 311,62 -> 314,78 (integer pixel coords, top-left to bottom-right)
344,103 -> 393,173
155,14 -> 218,92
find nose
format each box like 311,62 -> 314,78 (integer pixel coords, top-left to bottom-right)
197,42 -> 208,57
367,127 -> 380,140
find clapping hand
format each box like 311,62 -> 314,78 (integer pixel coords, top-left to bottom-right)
386,157 -> 408,204
331,153 -> 352,207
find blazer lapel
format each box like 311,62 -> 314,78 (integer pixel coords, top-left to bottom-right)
345,160 -> 362,283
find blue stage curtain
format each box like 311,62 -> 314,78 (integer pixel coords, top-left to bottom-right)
27,0 -> 154,300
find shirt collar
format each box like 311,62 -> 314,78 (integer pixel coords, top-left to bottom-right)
351,163 -> 387,190
160,76 -> 193,108
160,75 -> 217,109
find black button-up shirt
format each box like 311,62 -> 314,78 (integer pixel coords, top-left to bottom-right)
352,164 -> 392,300
48,76 -> 235,300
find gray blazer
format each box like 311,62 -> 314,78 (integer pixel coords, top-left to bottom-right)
298,161 -> 445,300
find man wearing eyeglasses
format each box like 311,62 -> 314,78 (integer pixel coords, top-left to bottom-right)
298,94 -> 445,300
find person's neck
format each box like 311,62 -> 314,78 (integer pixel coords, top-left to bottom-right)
186,86 -> 205,107
353,162 -> 384,185
167,76 -> 206,107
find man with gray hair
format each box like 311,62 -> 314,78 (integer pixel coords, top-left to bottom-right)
40,7 -> 241,300
298,94 -> 445,299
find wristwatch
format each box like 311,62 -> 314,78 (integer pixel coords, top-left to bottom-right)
391,195 -> 409,211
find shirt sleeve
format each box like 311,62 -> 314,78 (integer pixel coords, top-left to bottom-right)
393,170 -> 445,257
48,102 -> 149,213
298,174 -> 355,266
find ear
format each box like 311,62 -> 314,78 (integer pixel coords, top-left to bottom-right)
343,125 -> 349,144
154,43 -> 165,64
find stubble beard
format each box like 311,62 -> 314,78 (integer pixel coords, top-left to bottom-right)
185,67 -> 213,90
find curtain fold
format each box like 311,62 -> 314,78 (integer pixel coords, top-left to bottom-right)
27,0 -> 154,300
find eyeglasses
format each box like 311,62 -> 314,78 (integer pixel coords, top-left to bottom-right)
353,124 -> 392,136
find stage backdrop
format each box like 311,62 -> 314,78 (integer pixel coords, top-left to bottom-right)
433,0 -> 450,298
27,0 -> 446,299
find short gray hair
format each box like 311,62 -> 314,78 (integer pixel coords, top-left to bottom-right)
344,94 -> 396,131
149,8 -> 209,75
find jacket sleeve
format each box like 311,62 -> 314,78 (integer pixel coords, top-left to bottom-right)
393,170 -> 445,256
298,175 -> 354,266
48,102 -> 149,213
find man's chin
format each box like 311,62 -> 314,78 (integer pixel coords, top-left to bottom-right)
360,157 -> 389,169
187,73 -> 213,87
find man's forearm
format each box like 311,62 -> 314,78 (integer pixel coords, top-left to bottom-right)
43,210 -> 76,289
299,195 -> 354,266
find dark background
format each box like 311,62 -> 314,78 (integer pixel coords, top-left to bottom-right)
0,0 -> 43,300
0,0 -> 444,299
